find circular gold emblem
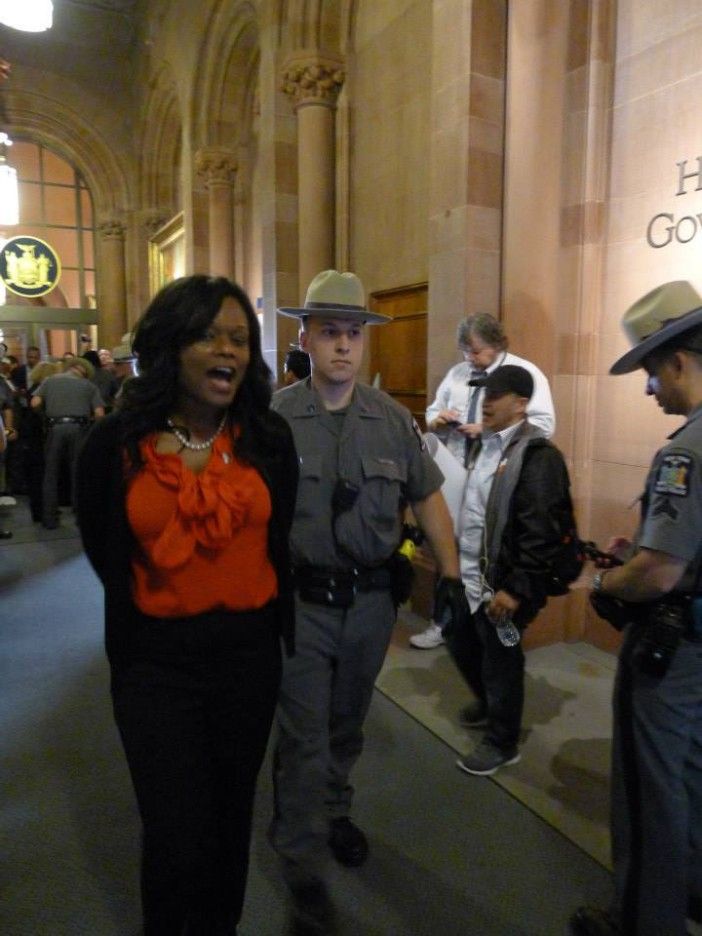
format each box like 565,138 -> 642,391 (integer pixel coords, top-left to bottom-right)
0,235 -> 62,298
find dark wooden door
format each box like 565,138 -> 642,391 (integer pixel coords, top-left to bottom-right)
368,283 -> 428,428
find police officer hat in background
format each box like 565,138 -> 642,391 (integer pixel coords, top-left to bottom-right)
469,363 -> 534,399
278,269 -> 391,324
111,332 -> 137,363
66,356 -> 94,380
610,280 -> 702,374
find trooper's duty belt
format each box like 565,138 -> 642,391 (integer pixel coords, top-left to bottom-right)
294,564 -> 394,608
46,416 -> 90,426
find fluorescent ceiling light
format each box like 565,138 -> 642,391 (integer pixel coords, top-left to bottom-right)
0,133 -> 18,226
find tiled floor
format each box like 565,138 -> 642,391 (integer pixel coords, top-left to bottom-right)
380,608 -> 616,868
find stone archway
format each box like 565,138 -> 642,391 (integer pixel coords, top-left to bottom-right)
191,1 -> 261,287
139,64 -> 183,218
5,83 -> 131,346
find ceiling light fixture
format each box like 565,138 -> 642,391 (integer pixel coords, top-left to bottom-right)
0,0 -> 53,33
0,132 -> 18,226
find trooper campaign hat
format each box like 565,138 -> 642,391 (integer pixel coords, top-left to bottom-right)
278,270 -> 391,324
67,357 -> 94,380
111,332 -> 137,363
610,280 -> 702,374
469,363 -> 534,400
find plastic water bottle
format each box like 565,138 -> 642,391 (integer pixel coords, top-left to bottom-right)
496,616 -> 521,647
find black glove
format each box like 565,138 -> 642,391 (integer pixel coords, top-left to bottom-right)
432,576 -> 469,637
387,551 -> 415,609
589,590 -> 640,632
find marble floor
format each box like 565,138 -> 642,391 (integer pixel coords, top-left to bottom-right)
382,608 -> 616,869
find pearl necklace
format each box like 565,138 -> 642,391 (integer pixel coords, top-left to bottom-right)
166,413 -> 227,451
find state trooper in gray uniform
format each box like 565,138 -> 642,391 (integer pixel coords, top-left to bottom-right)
270,270 -> 465,932
571,281 -> 702,936
31,356 -> 104,529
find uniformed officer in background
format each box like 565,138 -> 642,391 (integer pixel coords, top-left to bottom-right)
571,281 -> 702,936
270,270 -> 465,933
31,356 -> 104,529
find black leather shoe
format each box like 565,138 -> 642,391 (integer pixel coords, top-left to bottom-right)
289,879 -> 336,934
328,817 -> 368,867
570,906 -> 621,935
0,529 -> 12,539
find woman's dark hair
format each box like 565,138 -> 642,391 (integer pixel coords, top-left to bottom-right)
118,275 -> 273,469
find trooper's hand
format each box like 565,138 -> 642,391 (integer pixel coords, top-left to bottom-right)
433,577 -> 468,636
589,590 -> 637,632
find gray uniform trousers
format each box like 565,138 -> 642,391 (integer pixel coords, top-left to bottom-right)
42,422 -> 86,525
611,624 -> 702,935
269,587 -> 395,882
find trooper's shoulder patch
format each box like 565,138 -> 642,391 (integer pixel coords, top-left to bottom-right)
412,418 -> 426,450
654,453 -> 692,497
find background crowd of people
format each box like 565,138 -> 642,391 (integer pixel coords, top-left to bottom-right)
0,338 -> 137,536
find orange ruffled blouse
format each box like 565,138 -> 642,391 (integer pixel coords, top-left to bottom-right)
126,431 -> 278,617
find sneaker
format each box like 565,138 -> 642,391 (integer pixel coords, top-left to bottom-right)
569,906 -> 621,935
458,700 -> 488,728
0,495 -> 17,507
328,816 -> 368,867
456,738 -> 520,776
409,621 -> 445,649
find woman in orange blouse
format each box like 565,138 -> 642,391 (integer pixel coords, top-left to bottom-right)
76,275 -> 298,935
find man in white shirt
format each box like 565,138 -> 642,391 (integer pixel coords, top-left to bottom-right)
413,313 -> 556,648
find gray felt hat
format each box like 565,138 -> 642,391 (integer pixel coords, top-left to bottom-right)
278,270 -> 390,324
610,280 -> 702,374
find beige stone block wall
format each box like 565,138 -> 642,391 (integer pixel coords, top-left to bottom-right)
349,0 -> 431,293
600,0 -> 702,512
427,0 -> 506,401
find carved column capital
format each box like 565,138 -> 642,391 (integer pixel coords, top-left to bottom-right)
97,218 -> 126,241
194,147 -> 238,186
281,53 -> 345,110
138,208 -> 170,237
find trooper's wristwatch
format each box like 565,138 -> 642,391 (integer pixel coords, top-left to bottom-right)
592,570 -> 609,594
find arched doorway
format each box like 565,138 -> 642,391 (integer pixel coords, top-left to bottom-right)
0,140 -> 99,363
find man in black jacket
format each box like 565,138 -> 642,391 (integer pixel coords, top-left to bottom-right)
446,364 -> 574,776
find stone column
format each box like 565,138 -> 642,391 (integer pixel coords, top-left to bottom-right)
97,219 -> 127,349
194,147 -> 237,278
281,53 -> 345,298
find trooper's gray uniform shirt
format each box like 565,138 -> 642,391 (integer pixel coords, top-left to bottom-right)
34,372 -> 103,527
610,403 -> 702,935
269,377 -> 443,879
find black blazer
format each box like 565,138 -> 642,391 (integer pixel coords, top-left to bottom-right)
75,410 -> 298,661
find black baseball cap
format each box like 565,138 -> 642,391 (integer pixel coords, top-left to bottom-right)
469,364 -> 534,399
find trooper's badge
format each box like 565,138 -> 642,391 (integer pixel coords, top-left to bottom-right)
654,453 -> 691,497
